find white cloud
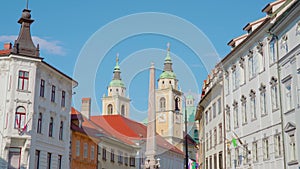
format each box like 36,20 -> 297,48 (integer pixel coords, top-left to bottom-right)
0,35 -> 66,56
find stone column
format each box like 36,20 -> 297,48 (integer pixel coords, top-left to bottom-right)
144,63 -> 156,169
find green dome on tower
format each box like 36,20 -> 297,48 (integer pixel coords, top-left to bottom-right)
108,53 -> 125,88
159,42 -> 176,79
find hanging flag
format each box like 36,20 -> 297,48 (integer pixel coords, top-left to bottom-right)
232,138 -> 237,147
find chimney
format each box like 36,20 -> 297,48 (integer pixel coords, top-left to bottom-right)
4,43 -> 12,50
81,98 -> 91,119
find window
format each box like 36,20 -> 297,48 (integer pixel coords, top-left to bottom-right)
84,143 -> 88,158
37,113 -> 42,134
58,155 -> 62,169
213,102 -> 216,118
61,91 -> 66,107
107,104 -> 113,115
248,53 -> 257,79
209,130 -> 212,149
121,105 -> 125,116
118,151 -> 123,164
18,70 -> 29,91
214,154 -> 217,169
269,36 -> 276,64
241,96 -> 247,124
274,134 -> 281,157
205,111 -> 208,125
111,149 -> 115,162
263,138 -> 269,160
8,148 -> 21,169
290,135 -> 297,162
243,145 -> 249,164
239,58 -> 245,85
226,105 -> 230,131
40,79 -> 45,97
217,98 -> 221,114
124,154 -> 128,166
233,102 -> 238,128
232,65 -> 239,90
284,80 -> 293,111
206,133 -> 209,151
209,156 -> 212,169
59,121 -> 63,140
280,34 -> 288,53
253,142 -> 258,162
49,117 -> 53,137
219,124 -> 222,144
227,150 -> 231,168
214,128 -> 217,147
225,71 -> 229,95
235,148 -> 240,166
209,107 -> 212,121
206,158 -> 208,169
51,85 -> 56,102
271,77 -> 279,110
35,150 -> 40,169
76,140 -> 80,156
129,157 -> 135,167
91,146 -> 95,160
250,90 -> 256,120
15,106 -> 26,129
160,97 -> 166,111
102,147 -> 107,160
194,129 -> 199,142
260,84 -> 267,116
219,151 -> 223,169
256,43 -> 265,73
47,153 -> 52,169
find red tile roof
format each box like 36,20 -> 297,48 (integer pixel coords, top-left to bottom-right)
0,49 -> 11,56
91,115 -> 184,155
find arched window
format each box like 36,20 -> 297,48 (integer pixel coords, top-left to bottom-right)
108,104 -> 113,115
121,105 -> 125,116
160,97 -> 166,111
15,106 -> 26,129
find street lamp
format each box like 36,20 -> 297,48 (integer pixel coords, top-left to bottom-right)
175,95 -> 189,169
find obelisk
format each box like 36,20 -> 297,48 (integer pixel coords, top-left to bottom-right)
144,63 -> 157,169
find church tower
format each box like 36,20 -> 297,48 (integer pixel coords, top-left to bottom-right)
155,43 -> 183,151
102,54 -> 130,117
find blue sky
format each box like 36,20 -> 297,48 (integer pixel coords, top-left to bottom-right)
1,0 -> 273,121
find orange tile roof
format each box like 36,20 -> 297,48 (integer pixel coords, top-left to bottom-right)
0,49 -> 11,56
91,115 -> 184,155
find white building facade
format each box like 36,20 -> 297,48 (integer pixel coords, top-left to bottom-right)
199,67 -> 224,169
0,8 -> 77,169
274,1 -> 300,168
221,1 -> 298,169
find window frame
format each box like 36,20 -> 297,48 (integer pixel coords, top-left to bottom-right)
18,70 -> 29,91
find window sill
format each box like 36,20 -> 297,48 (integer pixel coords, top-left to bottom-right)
242,122 -> 248,126
249,74 -> 257,81
269,62 -> 277,68
234,126 -> 239,129
259,68 -> 265,75
251,117 -> 257,122
261,113 -> 268,118
284,108 -> 295,115
272,108 -> 279,112
17,89 -> 31,93
288,160 -> 298,166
